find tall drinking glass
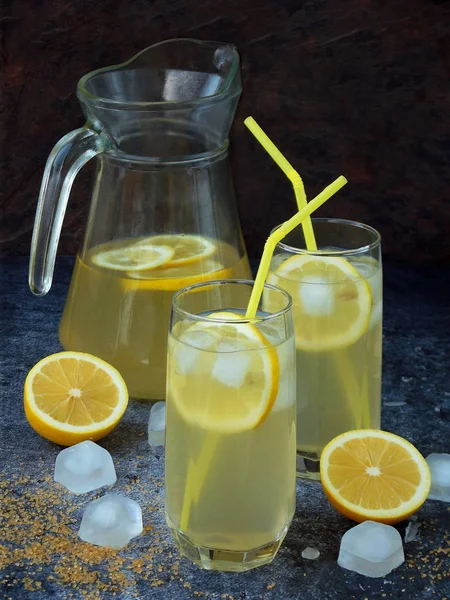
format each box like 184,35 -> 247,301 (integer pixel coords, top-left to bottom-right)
267,219 -> 382,479
165,280 -> 296,571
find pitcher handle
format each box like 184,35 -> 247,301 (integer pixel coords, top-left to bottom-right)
29,127 -> 105,296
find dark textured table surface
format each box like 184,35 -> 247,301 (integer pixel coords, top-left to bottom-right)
1,257 -> 449,600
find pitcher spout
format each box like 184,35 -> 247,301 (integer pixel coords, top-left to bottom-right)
77,38 -> 242,159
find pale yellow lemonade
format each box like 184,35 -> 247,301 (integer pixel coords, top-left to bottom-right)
59,236 -> 250,400
267,254 -> 382,472
165,311 -> 296,564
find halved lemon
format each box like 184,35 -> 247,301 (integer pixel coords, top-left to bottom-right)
320,429 -> 431,524
136,234 -> 216,267
91,242 -> 174,271
24,352 -> 129,446
267,255 -> 372,351
169,312 -> 279,433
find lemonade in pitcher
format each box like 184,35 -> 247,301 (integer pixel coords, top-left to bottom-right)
267,219 -> 382,479
59,235 -> 249,399
28,40 -> 250,400
165,281 -> 296,571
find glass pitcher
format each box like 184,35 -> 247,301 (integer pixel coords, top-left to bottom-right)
29,39 -> 251,400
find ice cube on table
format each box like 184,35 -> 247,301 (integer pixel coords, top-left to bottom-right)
302,547 -> 320,560
404,521 -> 421,543
78,494 -> 143,548
338,521 -> 405,578
54,441 -> 116,494
384,400 -> 406,407
148,401 -> 166,447
426,453 -> 450,501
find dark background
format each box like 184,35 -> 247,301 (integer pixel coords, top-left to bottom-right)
2,0 -> 450,263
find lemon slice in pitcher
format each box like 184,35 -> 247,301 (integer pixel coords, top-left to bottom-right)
170,312 -> 279,433
123,260 -> 233,292
92,241 -> 174,271
267,255 -> 372,351
127,259 -> 227,282
137,234 -> 216,266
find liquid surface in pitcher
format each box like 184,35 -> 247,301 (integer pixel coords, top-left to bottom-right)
59,236 -> 250,399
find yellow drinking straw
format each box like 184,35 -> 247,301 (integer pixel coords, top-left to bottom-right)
244,117 -> 365,427
244,117 -> 317,251
245,176 -> 347,318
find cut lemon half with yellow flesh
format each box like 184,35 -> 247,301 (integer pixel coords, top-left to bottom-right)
92,242 -> 174,272
268,255 -> 372,351
320,429 -> 431,524
136,234 -> 216,266
170,312 -> 279,434
24,352 -> 129,446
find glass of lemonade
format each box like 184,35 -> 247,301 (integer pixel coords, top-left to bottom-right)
266,218 -> 382,479
165,280 -> 296,571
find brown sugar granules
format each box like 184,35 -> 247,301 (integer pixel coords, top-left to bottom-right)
0,466 -> 182,599
2,454 -> 449,599
402,521 -> 450,590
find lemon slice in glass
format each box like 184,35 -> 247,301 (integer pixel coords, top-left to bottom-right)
170,312 -> 279,434
267,255 -> 372,351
